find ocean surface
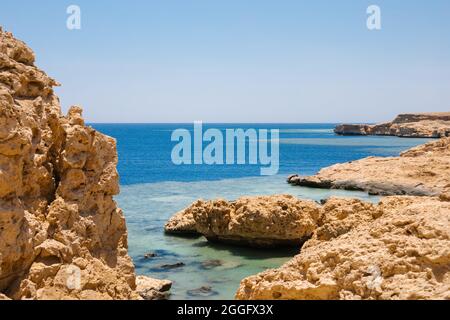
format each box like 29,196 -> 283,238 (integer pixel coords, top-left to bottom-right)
91,123 -> 431,300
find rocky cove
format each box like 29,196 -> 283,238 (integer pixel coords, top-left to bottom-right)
164,137 -> 450,300
1,29 -> 449,300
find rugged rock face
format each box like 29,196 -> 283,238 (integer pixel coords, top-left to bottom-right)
165,195 -> 321,247
288,137 -> 450,196
0,29 -> 166,300
240,136 -> 450,300
236,196 -> 450,300
334,113 -> 450,138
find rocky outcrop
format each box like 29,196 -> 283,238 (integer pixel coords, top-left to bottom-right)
236,195 -> 450,300
135,276 -> 172,300
0,29 -> 168,300
164,208 -> 198,235
165,195 -> 321,248
288,137 -> 450,196
240,136 -> 450,300
335,113 -> 450,138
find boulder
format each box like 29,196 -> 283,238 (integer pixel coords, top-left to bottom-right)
165,195 -> 321,248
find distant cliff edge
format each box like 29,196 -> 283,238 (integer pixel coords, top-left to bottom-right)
335,112 -> 450,138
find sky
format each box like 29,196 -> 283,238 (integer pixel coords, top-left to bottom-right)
1,0 -> 449,123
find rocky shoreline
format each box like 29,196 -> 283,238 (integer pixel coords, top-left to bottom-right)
2,28 -> 448,300
334,113 -> 450,138
0,29 -> 170,300
235,139 -> 449,299
236,195 -> 450,300
287,137 -> 450,197
166,136 -> 450,300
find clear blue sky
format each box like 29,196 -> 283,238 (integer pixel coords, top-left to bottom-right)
1,0 -> 449,123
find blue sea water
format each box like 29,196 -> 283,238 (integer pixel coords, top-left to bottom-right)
91,123 -> 431,300
93,123 -> 430,185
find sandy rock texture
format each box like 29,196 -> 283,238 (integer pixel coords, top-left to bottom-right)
0,29 -> 168,300
335,113 -> 450,138
135,276 -> 172,300
288,137 -> 450,196
164,207 -> 198,235
236,196 -> 450,300
165,195 -> 321,247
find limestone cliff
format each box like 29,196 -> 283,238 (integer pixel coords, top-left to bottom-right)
288,137 -> 450,196
334,113 -> 450,138
0,29 -> 163,299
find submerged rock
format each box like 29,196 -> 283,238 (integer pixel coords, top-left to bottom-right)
201,259 -> 224,270
165,195 -> 321,248
159,262 -> 186,270
187,286 -> 218,298
144,252 -> 158,259
288,137 -> 450,196
334,112 -> 450,138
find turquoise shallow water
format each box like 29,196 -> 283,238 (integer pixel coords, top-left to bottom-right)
91,123 -> 431,300
117,176 -> 380,300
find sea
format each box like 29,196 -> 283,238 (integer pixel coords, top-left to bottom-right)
90,123 -> 431,300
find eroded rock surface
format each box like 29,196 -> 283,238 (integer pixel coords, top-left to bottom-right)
236,196 -> 450,300
165,195 -> 321,247
164,208 -> 198,235
335,113 -> 450,138
0,29 -> 167,300
288,137 -> 450,196
135,276 -> 172,300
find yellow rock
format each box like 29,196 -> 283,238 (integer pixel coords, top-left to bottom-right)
0,29 -> 166,300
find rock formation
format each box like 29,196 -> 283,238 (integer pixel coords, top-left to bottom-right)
0,28 -> 168,300
239,135 -> 450,300
164,207 -> 198,235
236,195 -> 450,300
334,112 -> 450,138
165,195 -> 321,247
288,137 -> 450,196
135,276 -> 172,300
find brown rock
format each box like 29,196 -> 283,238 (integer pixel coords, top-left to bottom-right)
0,293 -> 10,300
236,196 -> 450,300
289,137 -> 450,196
335,113 -> 450,138
135,276 -> 172,300
165,195 -> 321,248
0,29 -> 160,300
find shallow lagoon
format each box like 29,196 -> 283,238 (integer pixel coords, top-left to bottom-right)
117,176 -> 380,299
93,123 -> 431,299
